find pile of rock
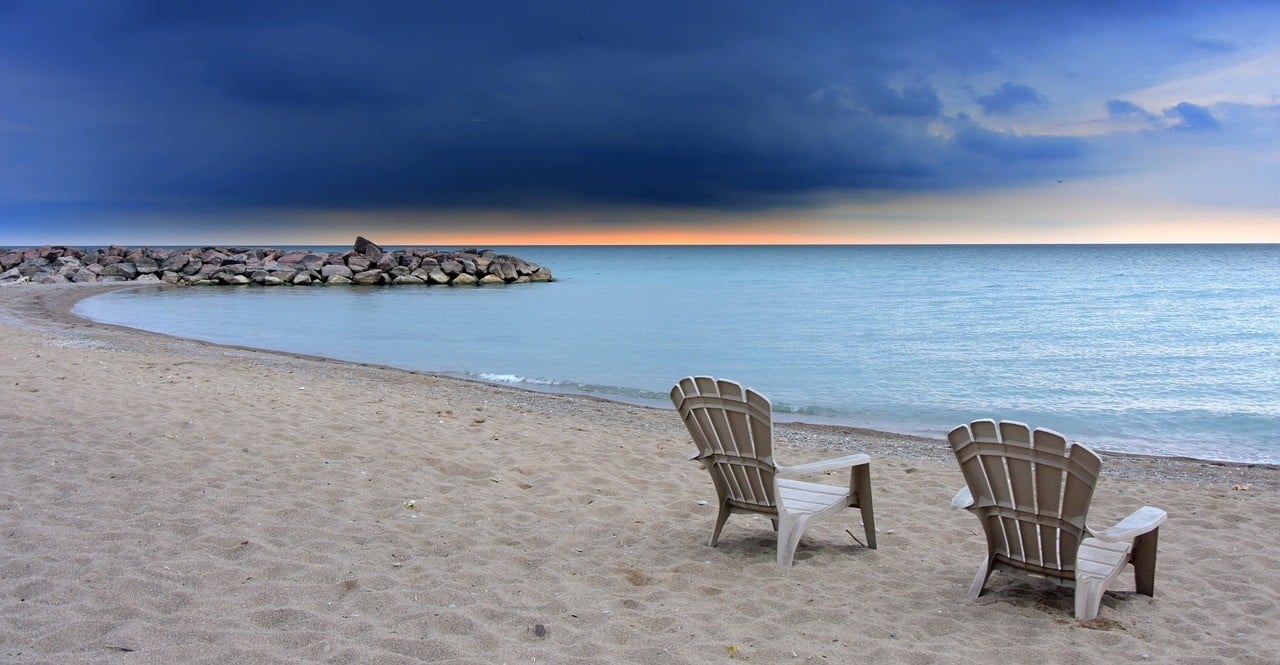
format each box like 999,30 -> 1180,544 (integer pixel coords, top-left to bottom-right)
0,236 -> 553,286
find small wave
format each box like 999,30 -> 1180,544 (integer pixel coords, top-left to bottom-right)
476,373 -> 561,386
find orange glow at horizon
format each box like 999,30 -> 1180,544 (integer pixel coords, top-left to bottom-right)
371,223 -> 875,246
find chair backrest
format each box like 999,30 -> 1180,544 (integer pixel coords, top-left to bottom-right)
948,420 -> 1102,577
671,376 -> 778,511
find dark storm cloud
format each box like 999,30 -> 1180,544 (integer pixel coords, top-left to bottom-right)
0,0 -> 1262,228
1165,102 -> 1223,132
975,82 -> 1049,116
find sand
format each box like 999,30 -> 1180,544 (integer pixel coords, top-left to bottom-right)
1,283 -> 1277,664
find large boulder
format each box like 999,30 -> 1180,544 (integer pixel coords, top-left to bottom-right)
451,273 -> 478,285
321,264 -> 353,279
353,236 -> 384,263
439,259 -> 463,276
352,269 -> 384,284
134,257 -> 160,274
346,254 -> 371,272
134,273 -> 161,283
427,269 -> 450,284
300,253 -> 328,270
100,262 -> 138,279
161,254 -> 190,271
478,274 -> 505,285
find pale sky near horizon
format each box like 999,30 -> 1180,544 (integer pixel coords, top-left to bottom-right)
2,1 -> 1278,246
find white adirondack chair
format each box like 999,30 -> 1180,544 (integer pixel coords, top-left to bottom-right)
670,376 -> 876,566
948,420 -> 1167,620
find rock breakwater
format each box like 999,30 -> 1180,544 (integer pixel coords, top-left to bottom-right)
0,236 -> 552,287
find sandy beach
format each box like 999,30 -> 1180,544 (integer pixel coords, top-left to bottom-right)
1,284 -> 1277,664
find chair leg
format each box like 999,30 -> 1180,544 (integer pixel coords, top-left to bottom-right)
1133,528 -> 1159,597
709,504 -> 732,547
968,554 -> 996,597
851,463 -> 876,549
1075,576 -> 1106,621
776,514 -> 803,566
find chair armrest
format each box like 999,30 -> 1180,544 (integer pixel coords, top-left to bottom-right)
776,453 -> 870,477
1089,506 -> 1167,542
951,486 -> 974,510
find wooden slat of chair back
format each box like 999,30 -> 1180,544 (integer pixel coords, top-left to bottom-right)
672,376 -> 777,509
948,420 -> 1103,575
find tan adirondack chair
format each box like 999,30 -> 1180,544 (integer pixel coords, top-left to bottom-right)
670,376 -> 876,566
948,420 -> 1167,620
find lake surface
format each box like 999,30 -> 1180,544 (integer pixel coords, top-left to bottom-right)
76,245 -> 1280,463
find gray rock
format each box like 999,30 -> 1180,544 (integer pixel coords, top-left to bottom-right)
251,270 -> 270,284
353,235 -> 384,263
72,268 -> 99,283
100,262 -> 138,279
292,272 -> 313,285
182,258 -> 203,275
346,254 -> 371,272
161,271 -> 183,284
0,267 -> 22,281
388,266 -> 410,277
321,264 -> 354,279
352,269 -> 384,284
376,254 -> 397,272
440,260 -> 463,276
392,275 -> 425,284
161,254 -> 191,271
276,251 -> 308,266
262,276 -> 285,286
300,253 -> 327,270
325,274 -> 353,284
427,269 -> 450,284
451,273 -> 478,285
134,257 -> 160,274
271,268 -> 298,282
530,268 -> 553,282
478,274 -> 505,285
134,273 -> 161,283
220,274 -> 251,285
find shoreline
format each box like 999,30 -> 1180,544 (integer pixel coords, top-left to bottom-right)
52,280 -> 1280,478
3,281 -> 1278,663
11,281 -> 1279,485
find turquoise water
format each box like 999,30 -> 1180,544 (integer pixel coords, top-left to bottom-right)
76,245 -> 1280,463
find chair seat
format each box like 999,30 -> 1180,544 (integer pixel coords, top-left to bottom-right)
777,478 -> 850,515
1076,538 -> 1133,582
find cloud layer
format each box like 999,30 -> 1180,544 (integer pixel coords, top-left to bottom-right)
1,1 -> 1277,239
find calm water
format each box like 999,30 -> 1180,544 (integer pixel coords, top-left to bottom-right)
76,245 -> 1280,463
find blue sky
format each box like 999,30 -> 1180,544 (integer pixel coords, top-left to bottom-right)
1,1 -> 1278,244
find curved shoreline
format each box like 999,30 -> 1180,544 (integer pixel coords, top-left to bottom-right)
6,282 -> 1276,485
